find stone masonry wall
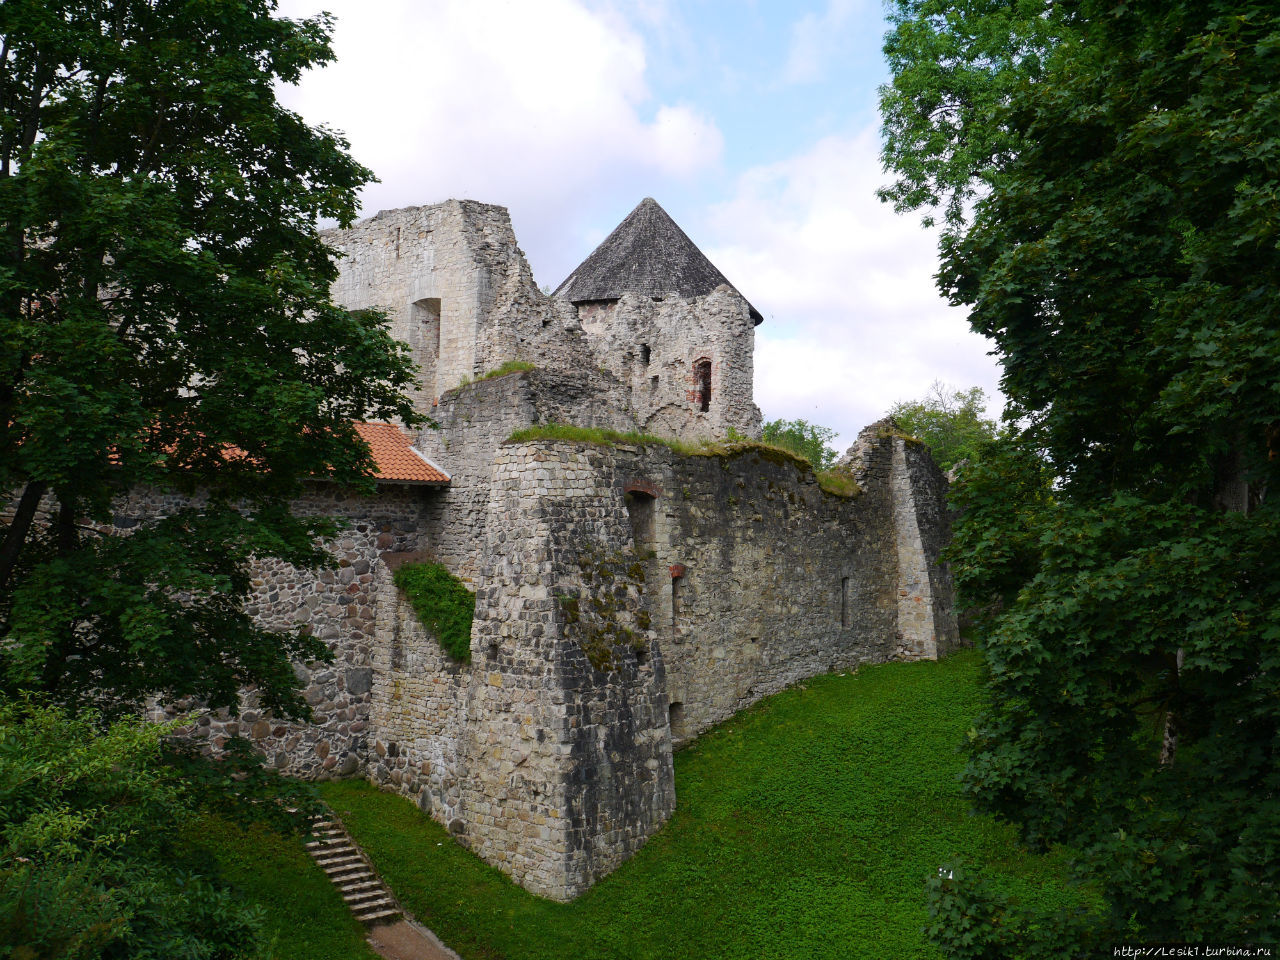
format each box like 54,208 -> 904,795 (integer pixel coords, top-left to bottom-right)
121,483 -> 439,778
413,368 -> 639,584
574,289 -> 762,442
363,430 -> 952,900
892,437 -> 960,659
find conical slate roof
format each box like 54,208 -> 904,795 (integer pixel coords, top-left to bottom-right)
554,198 -> 763,325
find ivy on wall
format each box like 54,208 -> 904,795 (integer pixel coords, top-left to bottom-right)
393,563 -> 475,662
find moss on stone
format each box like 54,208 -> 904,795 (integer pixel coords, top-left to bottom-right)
393,562 -> 475,662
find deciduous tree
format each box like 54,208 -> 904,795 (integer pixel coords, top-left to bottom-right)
0,0 -> 419,718
883,0 -> 1280,946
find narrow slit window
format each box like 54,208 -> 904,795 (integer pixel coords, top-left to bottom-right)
671,573 -> 683,627
693,359 -> 711,413
841,576 -> 850,629
640,344 -> 651,365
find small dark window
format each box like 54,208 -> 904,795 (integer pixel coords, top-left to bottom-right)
693,358 -> 711,413
640,344 -> 651,365
671,573 -> 683,627
669,702 -> 685,736
625,491 -> 655,547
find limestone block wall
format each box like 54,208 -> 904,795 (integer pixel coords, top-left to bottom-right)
324,202 -> 495,410
414,368 -> 638,583
360,432 -> 956,902
122,483 -> 438,778
543,442 -> 899,745
572,289 -> 762,442
891,437 -> 959,659
324,200 -> 622,420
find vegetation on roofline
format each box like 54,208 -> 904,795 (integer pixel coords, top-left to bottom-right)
505,423 -> 861,499
394,562 -> 476,662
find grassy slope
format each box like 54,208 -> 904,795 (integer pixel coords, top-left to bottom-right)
320,650 -> 1088,959
187,816 -> 380,960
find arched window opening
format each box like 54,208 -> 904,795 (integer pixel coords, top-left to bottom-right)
693,358 -> 711,413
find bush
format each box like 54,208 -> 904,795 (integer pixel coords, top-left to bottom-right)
0,699 -> 271,959
393,563 -> 476,661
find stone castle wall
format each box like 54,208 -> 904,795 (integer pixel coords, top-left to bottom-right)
356,431 -> 955,900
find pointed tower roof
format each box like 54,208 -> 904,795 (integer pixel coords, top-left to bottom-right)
554,198 -> 763,325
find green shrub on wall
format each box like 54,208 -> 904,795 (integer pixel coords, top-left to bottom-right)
393,563 -> 475,662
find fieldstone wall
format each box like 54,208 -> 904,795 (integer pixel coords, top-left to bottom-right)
119,483 -> 440,778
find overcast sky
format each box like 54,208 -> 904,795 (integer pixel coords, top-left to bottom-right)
274,0 -> 1003,452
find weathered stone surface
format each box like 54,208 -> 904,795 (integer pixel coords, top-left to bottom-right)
85,197 -> 961,904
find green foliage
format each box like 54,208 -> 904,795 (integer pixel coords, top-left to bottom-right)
0,0 -> 420,718
475,359 -> 536,382
887,383 -> 999,472
317,652 -> 1091,959
191,816 -> 379,960
394,563 -> 476,662
0,699 -> 271,959
883,0 -> 1280,943
815,467 -> 861,499
759,418 -> 838,470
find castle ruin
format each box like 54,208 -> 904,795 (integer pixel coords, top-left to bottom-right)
138,197 -> 959,900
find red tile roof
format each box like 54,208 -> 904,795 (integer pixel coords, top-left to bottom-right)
354,422 -> 450,485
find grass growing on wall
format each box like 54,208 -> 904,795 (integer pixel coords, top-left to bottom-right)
187,816 -> 379,960
504,422 -> 815,472
394,562 -> 476,662
318,650 -> 1092,960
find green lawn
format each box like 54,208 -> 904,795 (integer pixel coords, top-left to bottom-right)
319,649 -> 1088,959
187,816 -> 380,960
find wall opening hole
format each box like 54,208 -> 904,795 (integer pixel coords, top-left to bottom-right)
669,701 -> 685,736
650,375 -> 659,393
640,343 -> 651,365
671,573 -> 683,627
635,646 -> 648,666
411,297 -> 442,398
488,641 -> 500,660
693,358 -> 711,413
841,576 -> 850,629
625,490 -> 656,547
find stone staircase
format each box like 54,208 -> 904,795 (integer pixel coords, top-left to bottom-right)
307,812 -> 401,927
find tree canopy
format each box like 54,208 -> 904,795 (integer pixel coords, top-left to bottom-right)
882,0 -> 1280,948
760,418 -> 839,470
886,382 -> 998,471
0,0 -> 419,718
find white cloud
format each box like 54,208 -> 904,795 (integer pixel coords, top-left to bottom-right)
274,0 -> 721,279
704,127 -> 1004,451
783,0 -> 865,84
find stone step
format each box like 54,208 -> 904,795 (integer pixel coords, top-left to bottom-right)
355,906 -> 400,926
315,852 -> 362,868
305,807 -> 403,928
345,888 -> 390,906
337,885 -> 381,901
324,864 -> 374,882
